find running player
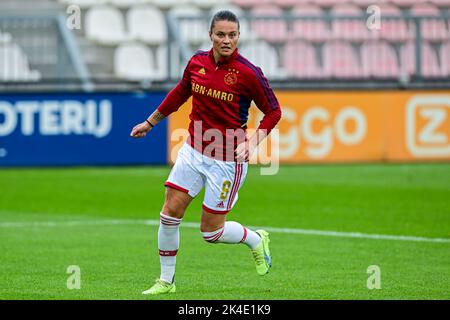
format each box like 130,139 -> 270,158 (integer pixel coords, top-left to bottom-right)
130,10 -> 282,295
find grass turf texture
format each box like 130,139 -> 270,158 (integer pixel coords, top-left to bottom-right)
0,163 -> 449,299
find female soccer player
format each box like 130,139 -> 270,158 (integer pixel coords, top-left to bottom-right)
130,10 -> 282,295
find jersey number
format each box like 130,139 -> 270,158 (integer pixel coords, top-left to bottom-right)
220,180 -> 232,200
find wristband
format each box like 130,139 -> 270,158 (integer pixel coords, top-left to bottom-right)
145,119 -> 154,128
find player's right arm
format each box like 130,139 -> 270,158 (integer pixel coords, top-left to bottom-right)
130,109 -> 166,138
130,58 -> 193,138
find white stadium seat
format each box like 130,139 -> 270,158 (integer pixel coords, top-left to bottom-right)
85,5 -> 130,45
114,42 -> 166,81
169,5 -> 209,45
108,0 -> 150,9
152,0 -> 189,10
0,43 -> 41,82
127,5 -> 167,45
0,29 -> 12,44
58,0 -> 106,8
153,45 -> 168,80
192,0 -> 230,10
194,41 -> 213,52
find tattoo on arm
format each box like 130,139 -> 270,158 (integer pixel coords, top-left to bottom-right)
147,110 -> 166,126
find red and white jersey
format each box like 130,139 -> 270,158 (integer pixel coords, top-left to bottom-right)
157,48 -> 282,161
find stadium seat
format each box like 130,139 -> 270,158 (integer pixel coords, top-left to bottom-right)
195,41 -> 213,52
169,5 -> 209,45
400,41 -> 446,77
273,0 -> 304,9
0,43 -> 41,82
360,40 -> 400,78
440,41 -> 450,75
127,5 -> 167,45
370,3 -> 412,42
108,0 -> 150,8
0,30 -> 12,44
58,0 -> 106,9
282,40 -> 325,78
85,5 -> 130,45
315,0 -> 350,8
430,0 -> 450,8
153,45 -> 168,80
322,40 -> 363,78
239,40 -> 287,79
292,4 -> 330,43
231,0 -> 272,9
351,0 -> 387,7
152,0 -> 189,10
249,5 -> 289,44
114,42 -> 164,81
331,3 -> 372,41
411,3 -> 449,42
192,0 -> 230,9
390,0 -> 427,8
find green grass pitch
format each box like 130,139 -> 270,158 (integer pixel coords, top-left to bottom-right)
0,163 -> 449,300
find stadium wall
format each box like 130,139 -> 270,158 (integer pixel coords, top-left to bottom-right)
0,92 -> 167,166
169,90 -> 450,163
1,90 -> 449,167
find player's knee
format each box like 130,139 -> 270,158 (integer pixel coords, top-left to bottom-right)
161,202 -> 185,219
162,188 -> 191,218
201,227 -> 224,243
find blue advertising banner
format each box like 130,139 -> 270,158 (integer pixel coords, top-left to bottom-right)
0,92 -> 167,166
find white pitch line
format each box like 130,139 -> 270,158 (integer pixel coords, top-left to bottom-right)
0,219 -> 449,244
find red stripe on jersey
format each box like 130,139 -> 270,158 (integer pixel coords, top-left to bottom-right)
164,182 -> 189,194
159,250 -> 178,256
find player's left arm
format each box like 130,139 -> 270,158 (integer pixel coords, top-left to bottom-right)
236,68 -> 282,161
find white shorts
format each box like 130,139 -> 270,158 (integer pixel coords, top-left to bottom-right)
165,143 -> 248,214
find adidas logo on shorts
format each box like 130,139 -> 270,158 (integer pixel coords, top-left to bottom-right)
216,201 -> 224,208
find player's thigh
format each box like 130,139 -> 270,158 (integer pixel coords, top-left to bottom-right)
165,143 -> 205,197
163,143 -> 205,218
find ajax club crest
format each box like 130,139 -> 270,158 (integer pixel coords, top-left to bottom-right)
224,68 -> 239,85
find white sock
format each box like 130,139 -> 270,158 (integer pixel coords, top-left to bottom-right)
202,221 -> 261,250
158,212 -> 181,284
